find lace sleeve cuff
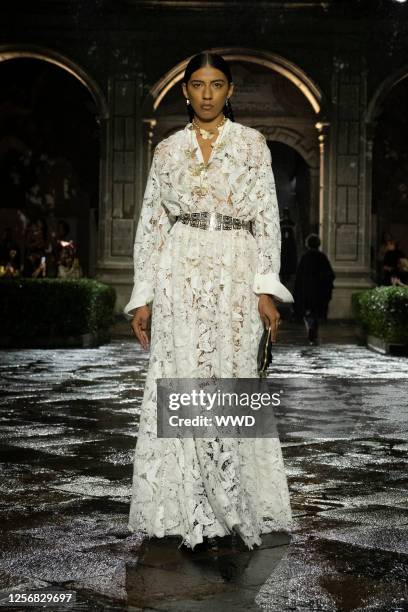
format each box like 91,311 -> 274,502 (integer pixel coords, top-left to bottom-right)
123,281 -> 154,318
253,272 -> 294,303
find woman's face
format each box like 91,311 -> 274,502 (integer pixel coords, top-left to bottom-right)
183,65 -> 233,122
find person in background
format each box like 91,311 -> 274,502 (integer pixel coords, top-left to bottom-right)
57,239 -> 76,278
0,227 -> 21,270
382,239 -> 405,285
294,233 -> 335,344
23,218 -> 48,277
68,257 -> 83,278
2,248 -> 21,277
391,257 -> 408,286
48,219 -> 73,277
377,231 -> 393,283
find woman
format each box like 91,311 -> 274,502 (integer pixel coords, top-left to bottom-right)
124,52 -> 294,551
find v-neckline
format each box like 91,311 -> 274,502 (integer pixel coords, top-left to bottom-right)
192,118 -> 230,166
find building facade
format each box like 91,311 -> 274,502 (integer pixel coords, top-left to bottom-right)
1,0 -> 408,316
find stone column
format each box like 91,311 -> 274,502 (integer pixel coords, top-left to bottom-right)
364,120 -> 377,279
96,75 -> 144,312
316,121 -> 330,248
326,62 -> 375,318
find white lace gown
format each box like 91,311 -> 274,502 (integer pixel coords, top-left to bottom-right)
124,118 -> 294,550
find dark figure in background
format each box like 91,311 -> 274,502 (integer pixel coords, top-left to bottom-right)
294,233 -> 335,344
52,220 -> 71,262
49,219 -> 82,278
377,231 -> 393,283
1,248 -> 20,277
391,257 -> 408,286
0,227 -> 21,271
23,218 -> 48,277
280,207 -> 297,284
49,219 -> 72,277
382,239 -> 405,285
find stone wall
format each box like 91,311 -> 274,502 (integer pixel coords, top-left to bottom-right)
1,1 -> 407,317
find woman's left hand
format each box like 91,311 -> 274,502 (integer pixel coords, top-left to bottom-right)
258,294 -> 281,341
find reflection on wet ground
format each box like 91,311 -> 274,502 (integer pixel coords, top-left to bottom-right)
0,323 -> 407,611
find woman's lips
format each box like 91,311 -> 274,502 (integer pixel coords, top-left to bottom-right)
201,105 -> 213,110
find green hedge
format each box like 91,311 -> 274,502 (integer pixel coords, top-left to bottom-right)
0,278 -> 116,347
352,285 -> 408,344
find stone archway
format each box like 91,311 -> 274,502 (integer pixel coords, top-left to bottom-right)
366,64 -> 408,124
254,124 -> 319,233
0,44 -> 108,119
0,44 -> 108,278
144,48 -> 324,116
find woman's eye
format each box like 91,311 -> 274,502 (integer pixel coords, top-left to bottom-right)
191,83 -> 223,88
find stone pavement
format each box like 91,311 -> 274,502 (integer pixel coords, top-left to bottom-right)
0,321 -> 407,611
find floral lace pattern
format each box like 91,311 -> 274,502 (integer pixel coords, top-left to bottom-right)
125,119 -> 294,550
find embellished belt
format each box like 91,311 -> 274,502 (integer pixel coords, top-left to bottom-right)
177,212 -> 252,232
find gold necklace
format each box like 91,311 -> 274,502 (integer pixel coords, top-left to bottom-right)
192,116 -> 227,143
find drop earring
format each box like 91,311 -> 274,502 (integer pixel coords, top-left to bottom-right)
186,99 -> 190,105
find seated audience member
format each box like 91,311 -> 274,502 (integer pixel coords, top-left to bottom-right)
0,247 -> 21,277
391,257 -> 408,286
382,239 -> 405,285
57,240 -> 82,278
23,218 -> 48,277
0,227 -> 21,270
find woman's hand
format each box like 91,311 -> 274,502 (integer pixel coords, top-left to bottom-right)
258,294 -> 281,342
130,305 -> 151,350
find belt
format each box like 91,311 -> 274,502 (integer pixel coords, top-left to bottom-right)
177,212 -> 252,232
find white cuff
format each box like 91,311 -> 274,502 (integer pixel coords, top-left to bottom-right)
253,272 -> 294,303
123,281 -> 154,318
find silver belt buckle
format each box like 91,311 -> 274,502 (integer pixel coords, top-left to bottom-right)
177,212 -> 251,232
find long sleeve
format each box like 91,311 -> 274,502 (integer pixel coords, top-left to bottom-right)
251,138 -> 294,303
124,144 -> 173,317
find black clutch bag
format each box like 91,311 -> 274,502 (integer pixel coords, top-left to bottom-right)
257,326 -> 273,378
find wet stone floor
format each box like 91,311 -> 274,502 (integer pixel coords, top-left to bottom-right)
0,322 -> 407,611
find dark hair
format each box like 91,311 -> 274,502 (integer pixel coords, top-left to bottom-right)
58,219 -> 71,236
306,233 -> 321,250
32,217 -> 48,241
182,52 -> 235,122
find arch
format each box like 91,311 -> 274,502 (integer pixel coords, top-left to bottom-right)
366,64 -> 408,123
144,47 -> 325,117
0,44 -> 109,119
255,125 -> 319,169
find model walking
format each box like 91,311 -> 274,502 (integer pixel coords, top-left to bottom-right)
124,52 -> 294,550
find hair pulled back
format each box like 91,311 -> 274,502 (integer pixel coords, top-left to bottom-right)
182,52 -> 235,123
